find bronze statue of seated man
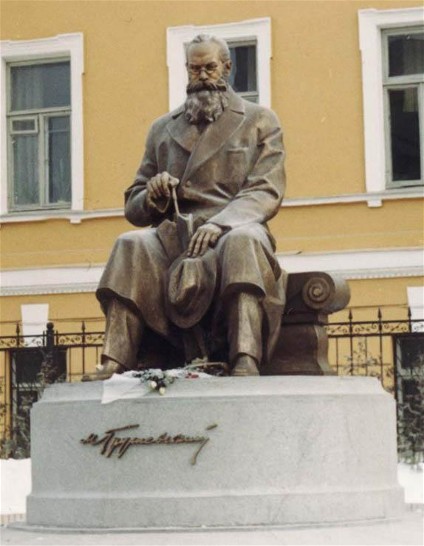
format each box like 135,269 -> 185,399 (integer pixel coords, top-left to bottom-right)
95,34 -> 286,379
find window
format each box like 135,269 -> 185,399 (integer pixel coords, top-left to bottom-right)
167,18 -> 271,111
358,8 -> 424,203
1,33 -> 84,216
7,60 -> 72,210
383,29 -> 424,187
394,333 -> 424,430
228,40 -> 258,103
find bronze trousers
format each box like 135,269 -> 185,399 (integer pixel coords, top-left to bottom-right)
102,292 -> 263,369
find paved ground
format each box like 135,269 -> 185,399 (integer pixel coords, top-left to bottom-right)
1,508 -> 422,546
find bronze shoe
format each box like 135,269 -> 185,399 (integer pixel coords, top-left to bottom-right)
231,355 -> 260,376
82,359 -> 125,381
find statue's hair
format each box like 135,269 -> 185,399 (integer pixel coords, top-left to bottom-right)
186,34 -> 231,63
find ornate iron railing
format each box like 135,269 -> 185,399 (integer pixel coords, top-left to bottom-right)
326,309 -> 423,393
1,310 -> 423,459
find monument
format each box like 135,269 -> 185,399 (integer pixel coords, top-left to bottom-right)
94,34 -> 287,379
23,34 -> 405,531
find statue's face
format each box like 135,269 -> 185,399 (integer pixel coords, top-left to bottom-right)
186,42 -> 231,86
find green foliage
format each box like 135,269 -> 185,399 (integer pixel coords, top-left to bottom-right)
0,347 -> 65,460
342,340 -> 391,381
397,362 -> 424,465
0,393 -> 33,459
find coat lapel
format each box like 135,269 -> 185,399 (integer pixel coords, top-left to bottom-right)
182,92 -> 245,182
166,91 -> 246,182
167,109 -> 200,154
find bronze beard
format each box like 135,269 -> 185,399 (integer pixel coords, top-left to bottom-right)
184,79 -> 229,124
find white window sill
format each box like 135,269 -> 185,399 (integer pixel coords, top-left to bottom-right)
282,188 -> 424,208
0,208 -> 124,224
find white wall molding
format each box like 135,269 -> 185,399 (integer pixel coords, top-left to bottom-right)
1,248 -> 422,296
278,248 -> 424,280
0,207 -> 124,224
0,265 -> 104,296
358,8 -> 424,202
1,187 -> 422,224
167,18 -> 271,111
0,33 -> 84,215
281,188 -> 423,208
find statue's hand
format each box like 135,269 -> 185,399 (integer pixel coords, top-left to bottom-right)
188,223 -> 223,257
146,172 -> 179,208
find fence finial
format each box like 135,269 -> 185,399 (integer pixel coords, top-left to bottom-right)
407,307 -> 412,332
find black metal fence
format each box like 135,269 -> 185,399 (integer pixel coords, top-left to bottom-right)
326,310 -> 424,463
1,310 -> 423,460
327,310 -> 424,396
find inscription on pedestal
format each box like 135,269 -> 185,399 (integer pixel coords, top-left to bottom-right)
80,423 -> 218,465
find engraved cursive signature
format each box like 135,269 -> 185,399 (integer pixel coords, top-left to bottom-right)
80,423 -> 218,465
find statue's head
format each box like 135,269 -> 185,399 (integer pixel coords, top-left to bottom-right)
184,35 -> 232,124
185,34 -> 232,91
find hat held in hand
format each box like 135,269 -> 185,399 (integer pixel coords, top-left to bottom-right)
166,251 -> 217,329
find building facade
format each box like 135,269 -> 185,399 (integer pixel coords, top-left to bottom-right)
1,1 -> 423,434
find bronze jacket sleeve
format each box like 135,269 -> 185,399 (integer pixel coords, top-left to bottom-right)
124,119 -> 172,227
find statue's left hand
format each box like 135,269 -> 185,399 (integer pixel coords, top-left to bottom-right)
187,224 -> 223,257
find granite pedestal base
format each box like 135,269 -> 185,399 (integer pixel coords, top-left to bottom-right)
27,377 -> 404,529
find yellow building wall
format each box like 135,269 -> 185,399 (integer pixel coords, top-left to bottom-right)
2,0 -> 422,443
1,0 -> 422,359
1,0 -> 423,267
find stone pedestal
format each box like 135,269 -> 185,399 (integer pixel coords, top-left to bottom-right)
27,377 -> 404,529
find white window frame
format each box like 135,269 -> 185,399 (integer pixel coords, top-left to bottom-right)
382,27 -> 424,189
0,33 -> 84,216
358,8 -> 424,203
21,303 -> 49,344
407,286 -> 424,332
166,18 -> 271,111
227,38 -> 259,104
7,58 -> 73,212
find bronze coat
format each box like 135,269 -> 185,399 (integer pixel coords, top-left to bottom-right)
125,90 -> 286,230
97,90 -> 286,363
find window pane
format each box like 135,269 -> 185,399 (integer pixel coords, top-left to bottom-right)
13,349 -> 43,384
396,335 -> 424,370
229,45 -> 257,93
388,33 -> 424,77
11,61 -> 70,111
12,119 -> 36,132
12,134 -> 39,206
243,95 -> 259,104
12,347 -> 67,383
48,116 -> 71,203
389,88 -> 421,181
